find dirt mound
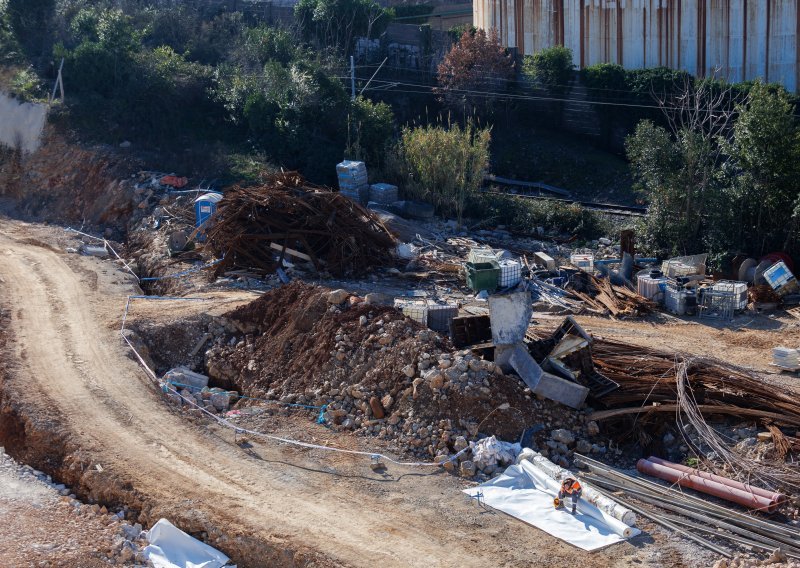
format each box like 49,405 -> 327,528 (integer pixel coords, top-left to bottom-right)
205,282 -> 586,463
0,132 -> 138,234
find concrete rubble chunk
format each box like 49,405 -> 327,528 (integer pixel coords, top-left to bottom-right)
550,429 -> 575,445
488,290 -> 533,345
210,393 -> 230,411
327,289 -> 350,304
163,367 -> 209,392
459,460 -> 476,478
508,344 -> 589,409
369,396 -> 385,419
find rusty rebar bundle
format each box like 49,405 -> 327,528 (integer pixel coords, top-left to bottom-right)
204,172 -> 396,277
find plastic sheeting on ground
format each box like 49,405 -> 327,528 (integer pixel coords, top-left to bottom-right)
142,519 -> 231,568
463,463 -> 641,551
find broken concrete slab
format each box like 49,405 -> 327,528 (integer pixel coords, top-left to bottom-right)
508,343 -> 544,390
163,366 -> 209,392
489,290 -> 533,345
507,344 -> 589,409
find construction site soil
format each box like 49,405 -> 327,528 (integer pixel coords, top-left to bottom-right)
2,139 -> 800,566
1,219 -> 717,567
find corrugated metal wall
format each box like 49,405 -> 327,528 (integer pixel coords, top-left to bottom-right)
473,0 -> 799,92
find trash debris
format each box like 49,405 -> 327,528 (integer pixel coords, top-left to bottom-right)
204,172 -> 396,277
142,519 -> 230,568
772,347 -> 800,371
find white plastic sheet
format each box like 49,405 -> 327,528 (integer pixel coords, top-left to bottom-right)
143,519 -> 230,568
463,464 -> 641,551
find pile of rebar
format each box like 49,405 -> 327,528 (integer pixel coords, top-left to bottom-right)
577,453 -> 800,560
586,340 -> 800,489
589,340 -> 800,426
204,172 -> 397,277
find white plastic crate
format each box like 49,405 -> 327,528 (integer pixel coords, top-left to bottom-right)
711,281 -> 748,310
394,299 -> 427,326
773,346 -> 800,370
497,259 -> 522,288
637,274 -> 669,301
570,253 -> 594,272
426,301 -> 458,333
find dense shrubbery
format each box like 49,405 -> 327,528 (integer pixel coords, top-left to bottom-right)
467,193 -> 607,240
627,81 -> 800,261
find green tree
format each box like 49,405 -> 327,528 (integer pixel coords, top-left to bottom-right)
398,121 -> 490,225
6,0 -> 55,57
294,0 -> 392,53
346,96 -> 395,168
523,45 -> 574,94
723,81 -> 800,254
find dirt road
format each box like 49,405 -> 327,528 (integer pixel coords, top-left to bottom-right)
0,219 -> 700,567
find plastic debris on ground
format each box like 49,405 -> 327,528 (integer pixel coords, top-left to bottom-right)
772,347 -> 800,371
142,518 -> 231,568
470,435 -> 521,470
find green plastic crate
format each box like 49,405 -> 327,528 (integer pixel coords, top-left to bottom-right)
466,260 -> 500,292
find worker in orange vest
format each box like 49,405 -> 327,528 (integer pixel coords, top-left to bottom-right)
556,477 -> 582,514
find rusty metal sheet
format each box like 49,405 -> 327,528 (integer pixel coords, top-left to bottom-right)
475,0 -> 799,92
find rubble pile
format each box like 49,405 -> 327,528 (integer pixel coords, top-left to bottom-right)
198,282 -> 597,473
205,172 -> 397,278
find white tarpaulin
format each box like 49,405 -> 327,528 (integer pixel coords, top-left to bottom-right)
142,519 -> 230,568
463,463 -> 641,551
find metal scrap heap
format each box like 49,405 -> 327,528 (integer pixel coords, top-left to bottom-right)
204,172 -> 397,277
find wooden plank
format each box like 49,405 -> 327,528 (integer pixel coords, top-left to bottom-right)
269,242 -> 312,262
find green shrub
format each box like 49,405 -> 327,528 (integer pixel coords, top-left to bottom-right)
523,46 -> 574,93
467,193 -> 607,239
397,121 -> 490,225
10,66 -> 42,100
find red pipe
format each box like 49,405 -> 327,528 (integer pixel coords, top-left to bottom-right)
646,456 -> 787,507
636,459 -> 781,513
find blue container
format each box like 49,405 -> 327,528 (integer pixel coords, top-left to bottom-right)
194,192 -> 223,241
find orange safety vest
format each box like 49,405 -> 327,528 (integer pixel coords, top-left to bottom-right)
562,480 -> 582,494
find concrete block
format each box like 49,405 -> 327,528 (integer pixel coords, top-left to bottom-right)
494,343 -> 518,373
507,344 -> 587,408
532,373 -> 589,410
534,252 -> 556,271
489,291 -> 533,345
163,366 -> 209,392
508,344 -> 543,390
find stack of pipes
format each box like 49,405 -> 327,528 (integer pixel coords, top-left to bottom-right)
576,453 -> 800,560
636,456 -> 787,513
516,448 -> 637,528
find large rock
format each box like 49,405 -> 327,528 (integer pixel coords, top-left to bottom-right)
459,460 -> 476,478
327,289 -> 350,304
210,393 -> 230,412
369,396 -> 385,419
551,429 -> 575,446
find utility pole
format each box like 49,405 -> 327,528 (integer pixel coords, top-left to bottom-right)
350,56 -> 356,100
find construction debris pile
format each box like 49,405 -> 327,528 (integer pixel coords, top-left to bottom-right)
566,272 -> 658,317
204,172 -> 396,277
576,339 -> 800,489
196,282 -> 598,474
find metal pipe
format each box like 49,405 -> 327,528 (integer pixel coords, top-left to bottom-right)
646,456 -> 787,507
576,454 -> 800,541
584,476 -> 800,556
611,495 -> 733,559
637,459 -> 779,513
